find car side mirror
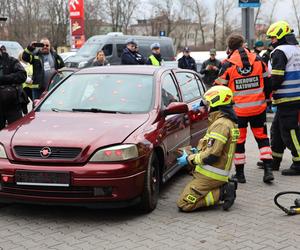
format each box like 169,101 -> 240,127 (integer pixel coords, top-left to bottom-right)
163,102 -> 188,116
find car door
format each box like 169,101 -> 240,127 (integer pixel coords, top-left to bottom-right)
160,71 -> 190,180
175,71 -> 208,147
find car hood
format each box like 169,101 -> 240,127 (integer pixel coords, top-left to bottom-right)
11,112 -> 149,149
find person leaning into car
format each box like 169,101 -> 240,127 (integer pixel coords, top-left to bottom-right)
0,44 -> 27,130
22,38 -> 64,100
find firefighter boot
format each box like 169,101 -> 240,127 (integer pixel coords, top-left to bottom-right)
263,163 -> 274,183
220,182 -> 236,211
232,165 -> 246,183
281,164 -> 300,176
272,157 -> 281,171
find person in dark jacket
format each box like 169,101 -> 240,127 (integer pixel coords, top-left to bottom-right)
92,50 -> 109,66
121,38 -> 146,65
146,42 -> 163,66
178,47 -> 197,72
0,44 -> 27,130
200,49 -> 222,87
22,38 -> 64,100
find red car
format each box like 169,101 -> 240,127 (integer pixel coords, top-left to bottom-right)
0,66 -> 208,212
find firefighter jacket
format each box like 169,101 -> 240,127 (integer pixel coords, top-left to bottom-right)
270,34 -> 300,106
215,48 -> 270,117
187,108 -> 239,182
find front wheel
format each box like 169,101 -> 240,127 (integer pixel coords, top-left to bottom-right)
139,152 -> 160,213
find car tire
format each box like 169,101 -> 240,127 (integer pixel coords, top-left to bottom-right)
139,152 -> 160,213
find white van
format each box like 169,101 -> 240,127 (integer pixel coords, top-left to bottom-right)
65,33 -> 175,68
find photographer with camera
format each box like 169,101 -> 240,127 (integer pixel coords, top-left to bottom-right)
0,44 -> 27,130
22,38 -> 64,100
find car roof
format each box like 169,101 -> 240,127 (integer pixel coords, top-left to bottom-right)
75,65 -> 160,75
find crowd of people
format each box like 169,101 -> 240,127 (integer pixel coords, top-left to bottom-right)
0,20 -> 299,212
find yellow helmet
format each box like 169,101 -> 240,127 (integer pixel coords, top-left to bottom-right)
204,85 -> 233,108
266,21 -> 292,40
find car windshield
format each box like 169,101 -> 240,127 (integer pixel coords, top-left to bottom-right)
76,43 -> 102,57
39,73 -> 154,113
48,71 -> 74,91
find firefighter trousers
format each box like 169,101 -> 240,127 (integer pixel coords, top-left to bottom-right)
271,105 -> 300,166
177,172 -> 225,212
234,111 -> 272,166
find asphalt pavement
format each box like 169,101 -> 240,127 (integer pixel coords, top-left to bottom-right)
0,115 -> 299,250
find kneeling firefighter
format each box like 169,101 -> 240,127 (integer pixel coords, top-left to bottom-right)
177,85 -> 240,212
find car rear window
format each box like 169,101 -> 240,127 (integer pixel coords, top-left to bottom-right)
39,74 -> 154,113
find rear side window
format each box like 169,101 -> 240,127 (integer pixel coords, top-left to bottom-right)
176,72 -> 201,102
102,44 -> 113,56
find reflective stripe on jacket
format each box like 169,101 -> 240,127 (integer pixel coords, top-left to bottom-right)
215,48 -> 267,117
149,55 -> 160,66
271,45 -> 300,105
188,110 -> 239,182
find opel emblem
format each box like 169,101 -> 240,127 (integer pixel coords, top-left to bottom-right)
40,147 -> 52,158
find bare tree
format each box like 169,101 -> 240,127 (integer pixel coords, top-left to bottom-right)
120,0 -> 138,34
267,0 -> 279,25
220,0 -> 234,49
188,0 -> 208,45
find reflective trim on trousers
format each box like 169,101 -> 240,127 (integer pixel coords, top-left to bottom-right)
205,191 -> 214,207
272,151 -> 283,158
290,129 -> 300,159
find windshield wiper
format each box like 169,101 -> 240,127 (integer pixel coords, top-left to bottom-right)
51,108 -> 71,112
72,108 -> 132,114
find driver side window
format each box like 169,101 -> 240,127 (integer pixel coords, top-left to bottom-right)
161,74 -> 180,108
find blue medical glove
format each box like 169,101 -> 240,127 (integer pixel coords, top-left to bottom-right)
191,147 -> 198,154
271,105 -> 277,113
177,150 -> 188,167
192,102 -> 200,111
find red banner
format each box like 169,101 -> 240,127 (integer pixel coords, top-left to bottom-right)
71,19 -> 84,36
69,0 -> 84,19
69,0 -> 85,48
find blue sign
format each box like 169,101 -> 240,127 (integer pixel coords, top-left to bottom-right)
159,31 -> 166,37
239,0 -> 261,8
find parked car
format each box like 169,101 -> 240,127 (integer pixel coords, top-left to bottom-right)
0,40 -> 23,59
59,51 -> 77,62
0,66 -> 208,212
65,32 -> 175,68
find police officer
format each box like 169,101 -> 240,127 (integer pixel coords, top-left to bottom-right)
266,21 -> 300,175
22,38 -> 64,100
0,44 -> 27,130
121,38 -> 145,65
177,85 -> 239,212
178,47 -> 197,72
146,43 -> 162,66
215,33 -> 274,184
200,49 -> 222,87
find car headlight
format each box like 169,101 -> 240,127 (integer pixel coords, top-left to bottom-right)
0,144 -> 7,159
78,61 -> 88,68
90,144 -> 138,162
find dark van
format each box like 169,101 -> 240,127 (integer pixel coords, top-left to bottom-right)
65,33 -> 175,68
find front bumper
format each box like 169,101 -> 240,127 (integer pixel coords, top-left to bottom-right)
0,159 -> 146,207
